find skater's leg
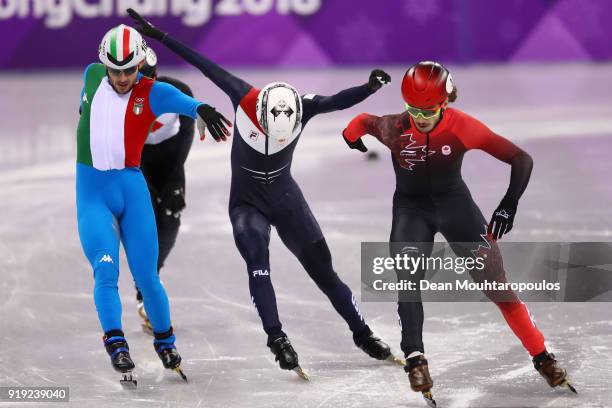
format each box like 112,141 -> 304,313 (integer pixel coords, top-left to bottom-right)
390,198 -> 437,396
156,130 -> 192,271
273,186 -> 366,335
155,183 -> 184,271
76,164 -> 123,333
119,169 -> 173,341
141,131 -> 192,272
296,239 -> 367,334
496,298 -> 546,356
439,185 -> 545,356
230,204 -> 285,340
390,203 -> 436,358
136,149 -> 159,301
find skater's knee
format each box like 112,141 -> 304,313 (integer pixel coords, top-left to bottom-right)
298,239 -> 332,266
157,189 -> 182,241
93,252 -> 119,285
469,242 -> 506,284
234,228 -> 269,265
298,240 -> 341,290
159,187 -> 186,220
297,240 -> 334,281
134,273 -> 163,296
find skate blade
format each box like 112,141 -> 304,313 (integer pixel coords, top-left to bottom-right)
137,305 -> 147,320
141,322 -> 153,336
120,372 -> 137,389
386,355 -> 406,366
422,390 -> 437,408
292,366 -> 310,381
174,367 -> 188,382
561,379 -> 577,394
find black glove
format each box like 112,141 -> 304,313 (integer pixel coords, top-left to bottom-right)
127,8 -> 166,41
367,69 -> 391,91
488,196 -> 518,240
196,104 -> 232,142
342,129 -> 368,152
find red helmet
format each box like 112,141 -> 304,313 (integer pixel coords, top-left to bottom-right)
401,61 -> 453,108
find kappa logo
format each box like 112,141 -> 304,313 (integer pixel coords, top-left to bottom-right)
252,269 -> 269,277
82,92 -> 89,104
100,254 -> 114,263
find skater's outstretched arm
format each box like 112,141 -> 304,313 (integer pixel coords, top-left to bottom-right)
302,69 -> 390,122
149,78 -> 231,142
127,8 -> 252,107
457,111 -> 533,239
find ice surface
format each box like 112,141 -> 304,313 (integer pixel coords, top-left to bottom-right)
0,65 -> 610,407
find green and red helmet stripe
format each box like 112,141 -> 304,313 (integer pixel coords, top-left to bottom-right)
123,27 -> 131,60
108,26 -> 133,62
109,27 -> 117,60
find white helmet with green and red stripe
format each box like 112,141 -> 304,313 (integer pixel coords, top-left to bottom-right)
98,24 -> 147,70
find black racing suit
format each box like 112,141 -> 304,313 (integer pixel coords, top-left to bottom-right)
161,34 -> 380,344
136,76 -> 194,301
344,109 -> 546,358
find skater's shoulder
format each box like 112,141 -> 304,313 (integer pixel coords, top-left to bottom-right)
439,107 -> 485,134
443,107 -> 480,126
359,112 -> 402,127
358,112 -> 400,133
82,63 -> 105,83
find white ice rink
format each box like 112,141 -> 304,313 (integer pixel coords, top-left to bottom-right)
1,65 -> 611,407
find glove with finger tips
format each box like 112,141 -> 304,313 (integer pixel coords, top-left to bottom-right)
197,104 -> 232,142
368,69 -> 391,91
126,8 -> 166,41
487,196 -> 518,241
342,129 -> 368,153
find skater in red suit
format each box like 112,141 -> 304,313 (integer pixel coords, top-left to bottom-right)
342,61 -> 575,403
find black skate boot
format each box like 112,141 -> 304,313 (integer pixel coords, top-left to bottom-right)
353,326 -> 404,365
268,335 -> 309,381
533,350 -> 576,393
103,330 -> 137,389
405,355 -> 436,407
154,328 -> 187,382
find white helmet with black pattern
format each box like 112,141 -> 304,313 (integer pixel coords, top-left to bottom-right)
256,82 -> 302,141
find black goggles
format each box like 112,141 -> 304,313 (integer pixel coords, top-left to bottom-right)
107,66 -> 138,76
